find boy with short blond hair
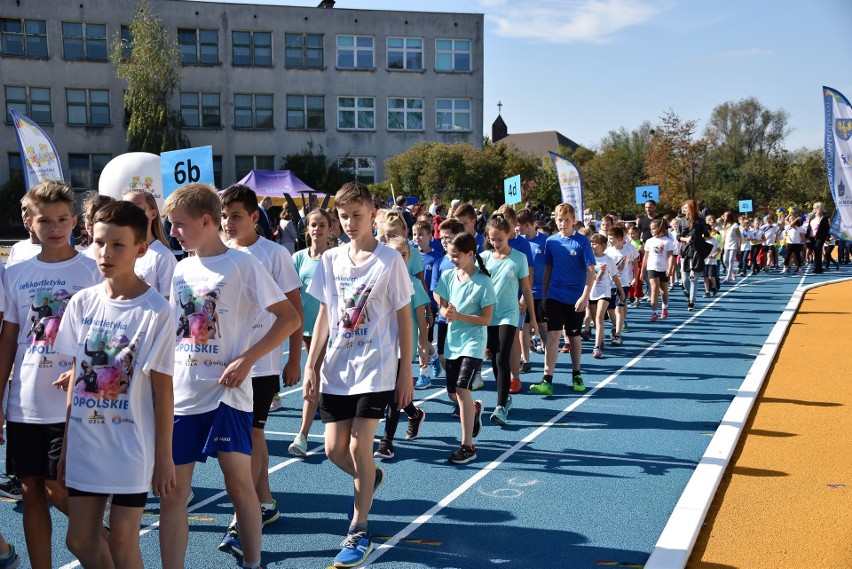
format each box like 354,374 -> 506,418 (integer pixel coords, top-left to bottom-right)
303,182 -> 414,568
56,200 -> 176,569
0,181 -> 101,569
160,183 -> 299,569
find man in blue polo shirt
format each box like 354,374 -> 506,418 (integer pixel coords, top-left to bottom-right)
530,203 -> 595,395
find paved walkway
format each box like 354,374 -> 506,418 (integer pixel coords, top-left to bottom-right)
689,279 -> 852,568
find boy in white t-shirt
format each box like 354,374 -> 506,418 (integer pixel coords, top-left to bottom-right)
589,234 -> 625,359
303,182 -> 414,568
0,181 -> 101,569
160,184 -> 299,569
641,219 -> 676,321
604,226 -> 638,346
220,184 -> 304,547
55,201 -> 176,568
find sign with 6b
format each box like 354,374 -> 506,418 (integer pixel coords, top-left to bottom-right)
504,174 -> 522,205
160,146 -> 214,199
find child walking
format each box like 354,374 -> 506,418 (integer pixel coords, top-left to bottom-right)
481,215 -> 537,426
642,219 -> 676,321
721,212 -> 741,283
302,182 -> 414,568
435,233 -> 495,463
589,234 -> 625,358
604,226 -> 637,345
55,201 -> 176,569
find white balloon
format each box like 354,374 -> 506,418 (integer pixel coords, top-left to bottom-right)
98,153 -> 164,209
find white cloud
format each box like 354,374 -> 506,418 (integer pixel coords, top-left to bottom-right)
479,0 -> 669,44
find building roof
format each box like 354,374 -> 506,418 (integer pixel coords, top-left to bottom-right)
498,130 -> 580,156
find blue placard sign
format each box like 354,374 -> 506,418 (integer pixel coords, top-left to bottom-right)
635,185 -> 659,204
160,146 -> 214,199
504,174 -> 521,205
739,199 -> 753,213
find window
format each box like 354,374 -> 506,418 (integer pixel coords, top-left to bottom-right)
4,85 -> 51,124
386,37 -> 422,70
62,22 -> 107,61
436,98 -> 471,131
232,31 -> 271,66
235,155 -> 274,179
120,25 -> 133,60
66,89 -> 110,126
336,35 -> 373,69
8,152 -> 24,180
337,97 -> 374,130
180,92 -> 220,128
178,28 -> 218,65
435,38 -> 471,72
234,94 -> 273,129
68,153 -> 111,189
285,33 -> 323,68
213,155 -> 222,189
0,19 -> 48,58
339,156 -> 376,185
387,97 -> 423,131
286,95 -> 324,130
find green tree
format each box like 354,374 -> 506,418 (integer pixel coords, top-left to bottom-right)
644,110 -> 709,210
705,97 -> 789,168
111,0 -> 188,153
583,123 -> 652,215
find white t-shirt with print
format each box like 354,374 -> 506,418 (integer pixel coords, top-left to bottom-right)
307,242 -> 413,396
6,239 -> 41,267
170,249 -> 286,415
785,225 -> 805,244
54,285 -> 174,494
644,236 -> 675,273
3,253 -> 101,423
227,237 -> 301,377
605,243 -> 638,287
705,239 -> 720,266
135,240 -> 177,298
591,254 -> 617,301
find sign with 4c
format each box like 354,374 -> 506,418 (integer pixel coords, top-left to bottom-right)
504,174 -> 521,205
160,146 -> 215,199
635,185 -> 659,204
739,200 -> 753,213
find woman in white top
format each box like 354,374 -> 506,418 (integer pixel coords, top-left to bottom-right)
277,208 -> 298,254
783,214 -> 806,273
721,212 -> 741,283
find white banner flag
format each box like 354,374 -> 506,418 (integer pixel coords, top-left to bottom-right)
10,108 -> 63,190
823,86 -> 852,239
548,151 -> 584,214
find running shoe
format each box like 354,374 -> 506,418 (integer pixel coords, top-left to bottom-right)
261,499 -> 280,527
414,372 -> 432,390
661,307 -> 669,319
703,292 -> 711,297
505,395 -> 513,413
472,400 -> 483,438
429,354 -> 441,377
650,312 -> 659,322
269,393 -> 283,412
687,302 -> 695,311
288,434 -> 308,457
347,466 -> 385,521
0,544 -> 20,569
580,329 -> 591,341
593,347 -> 603,359
610,335 -> 623,347
490,405 -> 508,426
0,476 -> 22,501
218,524 -> 243,558
560,343 -> 571,353
373,438 -> 395,460
405,408 -> 426,440
448,445 -> 477,465
451,401 -> 461,417
572,373 -> 586,393
529,380 -> 553,396
520,361 -> 532,373
509,377 -> 522,393
470,370 -> 485,391
333,531 -> 372,568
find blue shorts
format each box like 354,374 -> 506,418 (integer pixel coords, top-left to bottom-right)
172,403 -> 253,465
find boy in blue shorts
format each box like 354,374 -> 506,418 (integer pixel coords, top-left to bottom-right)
303,182 -> 414,568
531,203 -> 595,395
159,183 -> 299,569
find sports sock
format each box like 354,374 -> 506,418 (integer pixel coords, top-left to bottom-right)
349,523 -> 368,534
261,502 -> 274,511
543,374 -> 553,384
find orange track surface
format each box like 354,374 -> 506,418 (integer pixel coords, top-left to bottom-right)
689,280 -> 852,569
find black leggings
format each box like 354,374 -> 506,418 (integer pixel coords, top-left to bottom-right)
487,324 -> 517,407
785,243 -> 803,268
384,403 -> 419,441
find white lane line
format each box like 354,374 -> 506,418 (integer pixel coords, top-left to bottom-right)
362,278 -> 760,566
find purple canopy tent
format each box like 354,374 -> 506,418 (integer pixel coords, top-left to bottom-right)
234,170 -> 325,198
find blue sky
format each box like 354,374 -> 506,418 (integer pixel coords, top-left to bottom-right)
200,0 -> 852,151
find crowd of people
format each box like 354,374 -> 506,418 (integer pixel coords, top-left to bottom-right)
0,180 -> 845,569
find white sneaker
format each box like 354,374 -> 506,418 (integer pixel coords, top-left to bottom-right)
471,370 -> 485,391
288,434 -> 308,457
269,393 -> 283,411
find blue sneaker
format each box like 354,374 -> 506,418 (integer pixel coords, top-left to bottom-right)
490,405 -> 508,426
218,524 -> 242,558
414,373 -> 432,390
333,531 -> 372,567
261,498 -> 280,527
0,543 -> 20,569
429,354 -> 441,377
347,465 -> 385,521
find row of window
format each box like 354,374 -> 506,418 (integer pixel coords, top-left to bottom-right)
5,86 -> 473,132
0,18 -> 473,72
7,152 -> 377,189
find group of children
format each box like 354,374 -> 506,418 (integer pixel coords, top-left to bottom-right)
0,182 -> 841,569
